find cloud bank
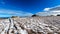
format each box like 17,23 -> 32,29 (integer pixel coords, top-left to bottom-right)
0,9 -> 33,17
36,5 -> 60,16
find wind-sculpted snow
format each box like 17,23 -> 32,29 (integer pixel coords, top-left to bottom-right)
0,16 -> 60,34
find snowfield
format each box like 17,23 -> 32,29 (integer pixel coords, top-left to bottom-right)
0,16 -> 60,34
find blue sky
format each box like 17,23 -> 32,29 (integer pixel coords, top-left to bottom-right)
0,0 -> 60,17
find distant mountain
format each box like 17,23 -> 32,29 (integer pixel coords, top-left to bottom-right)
0,17 -> 10,19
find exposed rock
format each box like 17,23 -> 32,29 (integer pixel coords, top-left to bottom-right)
32,14 -> 39,17
57,14 -> 60,16
11,16 -> 19,18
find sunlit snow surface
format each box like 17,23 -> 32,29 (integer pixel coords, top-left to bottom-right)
0,16 -> 60,34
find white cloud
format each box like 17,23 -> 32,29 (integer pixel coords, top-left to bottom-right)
1,2 -> 5,4
44,8 -> 50,11
0,0 -> 5,5
0,9 -> 33,17
36,5 -> 60,16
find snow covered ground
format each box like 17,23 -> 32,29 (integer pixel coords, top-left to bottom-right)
0,16 -> 60,34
